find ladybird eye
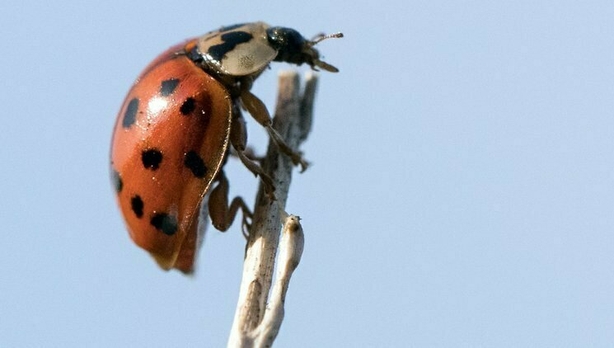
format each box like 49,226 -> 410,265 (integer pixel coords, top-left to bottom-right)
266,27 -> 304,51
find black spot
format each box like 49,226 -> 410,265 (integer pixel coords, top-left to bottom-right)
131,195 -> 144,218
208,31 -> 253,61
180,97 -> 196,115
150,213 -> 178,236
142,149 -> 163,170
122,98 -> 139,128
111,168 -> 123,193
184,151 -> 207,178
160,78 -> 180,96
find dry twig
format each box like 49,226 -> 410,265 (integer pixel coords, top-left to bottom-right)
227,71 -> 318,348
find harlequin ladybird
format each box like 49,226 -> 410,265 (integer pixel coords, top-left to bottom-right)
110,22 -> 341,273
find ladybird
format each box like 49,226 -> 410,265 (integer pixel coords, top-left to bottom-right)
110,22 -> 341,273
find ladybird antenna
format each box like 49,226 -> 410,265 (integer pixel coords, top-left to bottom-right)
307,32 -> 343,72
310,32 -> 344,46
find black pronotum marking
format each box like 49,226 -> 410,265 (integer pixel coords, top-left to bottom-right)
141,149 -> 163,170
208,31 -> 253,62
184,150 -> 207,178
111,167 -> 123,193
180,97 -> 196,115
122,98 -> 139,128
150,213 -> 178,236
160,78 -> 180,96
131,195 -> 144,218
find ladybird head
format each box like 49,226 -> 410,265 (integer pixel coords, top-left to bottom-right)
266,27 -> 342,73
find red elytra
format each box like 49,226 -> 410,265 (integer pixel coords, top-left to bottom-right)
111,44 -> 229,272
110,23 -> 341,274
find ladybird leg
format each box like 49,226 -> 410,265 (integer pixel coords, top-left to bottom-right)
239,88 -> 309,172
235,149 -> 276,201
209,171 -> 252,234
229,146 -> 264,162
226,103 -> 264,163
230,108 -> 276,199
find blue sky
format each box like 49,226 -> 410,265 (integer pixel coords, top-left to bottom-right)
1,1 -> 613,347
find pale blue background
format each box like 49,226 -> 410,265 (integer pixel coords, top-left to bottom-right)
1,1 -> 613,347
